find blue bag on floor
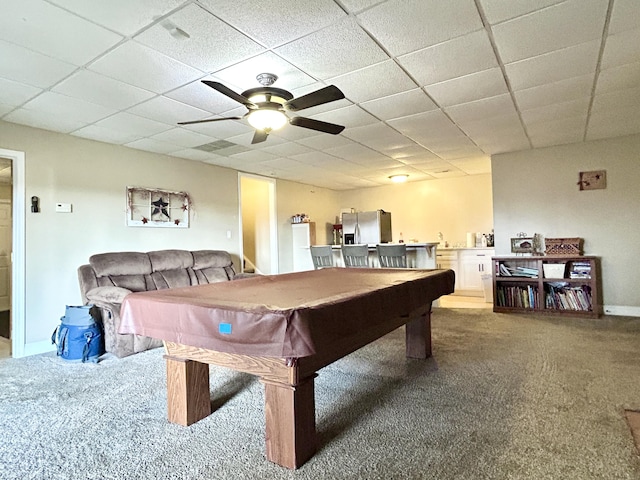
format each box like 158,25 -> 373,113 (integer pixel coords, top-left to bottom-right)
51,305 -> 104,363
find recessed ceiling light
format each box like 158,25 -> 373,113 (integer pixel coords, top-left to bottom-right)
389,174 -> 408,183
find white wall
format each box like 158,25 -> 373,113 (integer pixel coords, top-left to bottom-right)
492,133 -> 640,312
338,174 -> 494,245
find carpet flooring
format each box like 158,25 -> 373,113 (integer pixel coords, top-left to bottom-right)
0,308 -> 639,479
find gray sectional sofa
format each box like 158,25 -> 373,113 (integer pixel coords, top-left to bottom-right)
78,249 -> 244,358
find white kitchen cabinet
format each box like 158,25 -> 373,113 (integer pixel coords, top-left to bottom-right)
436,250 -> 459,290
292,222 -> 316,272
458,249 -> 494,295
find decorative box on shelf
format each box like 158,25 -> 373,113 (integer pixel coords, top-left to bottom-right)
544,238 -> 583,256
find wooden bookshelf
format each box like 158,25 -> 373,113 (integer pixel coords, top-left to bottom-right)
492,256 -> 601,318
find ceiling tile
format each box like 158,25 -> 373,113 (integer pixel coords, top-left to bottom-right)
125,138 -> 183,154
89,41 -> 204,93
478,0 -> 564,25
275,17 -> 388,80
445,93 -> 516,124
180,118 -> 253,138
591,86 -> 640,114
22,92 -> 116,123
0,104 -> 16,117
527,115 -> 587,148
165,78 -> 242,114
48,0 -> 186,36
150,128 -> 218,148
324,143 -> 389,162
213,52 -> 316,93
127,96 -> 212,125
0,40 -> 77,89
596,62 -> 640,94
340,0 -> 384,14
601,27 -> 640,70
0,78 -> 42,107
329,60 -> 417,103
294,132 -> 354,150
342,123 -> 413,150
259,142 -> 313,157
0,0 -> 122,66
310,105 -> 379,129
448,156 -> 491,174
398,30 -> 498,86
587,105 -> 640,140
505,40 -> 600,91
3,108 -> 87,133
361,89 -> 438,120
474,132 -> 531,155
425,68 -> 508,107
358,0 -> 482,56
135,4 -> 265,73
200,0 -> 347,48
456,111 -> 525,139
607,0 -> 640,35
492,0 -> 607,64
514,74 -> 594,109
521,98 -> 590,126
71,125 -> 144,145
92,112 -> 173,137
53,70 -> 155,110
388,110 -> 462,140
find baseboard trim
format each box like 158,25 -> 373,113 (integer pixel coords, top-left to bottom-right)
603,305 -> 640,317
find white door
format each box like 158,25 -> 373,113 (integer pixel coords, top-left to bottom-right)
0,200 -> 11,311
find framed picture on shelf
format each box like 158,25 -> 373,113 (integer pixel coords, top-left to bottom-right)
511,237 -> 534,254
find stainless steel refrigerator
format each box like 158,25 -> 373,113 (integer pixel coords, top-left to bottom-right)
342,210 -> 392,245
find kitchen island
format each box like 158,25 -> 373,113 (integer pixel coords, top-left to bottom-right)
330,242 -> 439,269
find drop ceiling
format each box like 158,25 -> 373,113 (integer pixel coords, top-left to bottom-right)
0,0 -> 638,190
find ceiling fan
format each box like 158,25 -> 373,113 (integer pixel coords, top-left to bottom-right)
178,73 -> 346,144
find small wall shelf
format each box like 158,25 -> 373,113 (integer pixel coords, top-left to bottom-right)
492,256 -> 601,318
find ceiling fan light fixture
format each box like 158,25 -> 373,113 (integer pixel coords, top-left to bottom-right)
389,174 -> 409,183
247,108 -> 287,131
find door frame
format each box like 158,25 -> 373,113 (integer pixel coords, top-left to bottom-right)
0,148 -> 25,358
238,173 -> 278,274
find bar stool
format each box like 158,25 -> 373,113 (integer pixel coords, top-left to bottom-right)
376,244 -> 407,268
310,245 -> 333,269
341,244 -> 369,268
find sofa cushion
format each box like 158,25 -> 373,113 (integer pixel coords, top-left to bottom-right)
148,250 -> 194,271
97,274 -> 151,292
192,250 -> 233,269
151,268 -> 196,290
90,252 -> 152,277
194,267 -> 231,284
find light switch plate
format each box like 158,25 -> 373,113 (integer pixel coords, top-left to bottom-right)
56,203 -> 72,213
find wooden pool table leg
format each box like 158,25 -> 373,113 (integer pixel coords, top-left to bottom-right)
405,310 -> 432,359
164,355 -> 211,426
260,375 -> 317,469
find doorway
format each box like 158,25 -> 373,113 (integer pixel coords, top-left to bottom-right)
0,148 -> 25,359
239,174 -> 278,275
0,160 -> 10,358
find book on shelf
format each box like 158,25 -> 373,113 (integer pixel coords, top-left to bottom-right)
569,261 -> 592,279
498,264 -> 539,277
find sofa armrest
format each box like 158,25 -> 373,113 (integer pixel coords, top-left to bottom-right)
86,286 -> 132,305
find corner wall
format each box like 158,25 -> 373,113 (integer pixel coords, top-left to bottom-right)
492,133 -> 640,313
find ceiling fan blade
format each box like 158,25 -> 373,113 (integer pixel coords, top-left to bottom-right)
251,130 -> 269,144
202,80 -> 255,108
284,85 -> 345,111
289,116 -> 345,135
178,116 -> 242,126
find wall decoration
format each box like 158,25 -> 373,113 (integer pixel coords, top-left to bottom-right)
127,187 -> 191,228
511,237 -> 534,254
578,170 -> 606,190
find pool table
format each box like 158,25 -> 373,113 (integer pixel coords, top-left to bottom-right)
120,267 -> 455,469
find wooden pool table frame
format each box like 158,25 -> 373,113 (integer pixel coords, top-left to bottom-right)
162,303 -> 432,469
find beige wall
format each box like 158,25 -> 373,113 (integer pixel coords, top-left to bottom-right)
275,179 -> 342,273
492,133 -> 640,311
240,175 -> 273,274
0,121 -> 242,347
338,174 -> 494,246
